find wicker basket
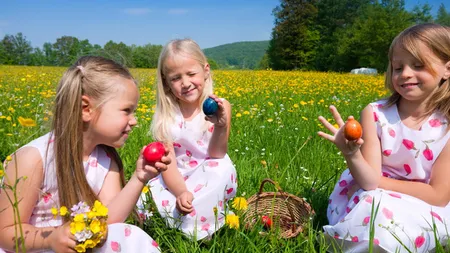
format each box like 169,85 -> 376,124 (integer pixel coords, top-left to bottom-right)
243,178 -> 315,239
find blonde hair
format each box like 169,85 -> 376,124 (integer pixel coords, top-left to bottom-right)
385,23 -> 450,121
151,39 -> 213,142
52,56 -> 133,217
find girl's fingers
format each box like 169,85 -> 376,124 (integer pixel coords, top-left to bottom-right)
317,131 -> 335,142
318,116 -> 338,135
329,106 -> 345,127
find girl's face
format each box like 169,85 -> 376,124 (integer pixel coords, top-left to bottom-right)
164,54 -> 210,107
391,42 -> 450,103
87,77 -> 139,148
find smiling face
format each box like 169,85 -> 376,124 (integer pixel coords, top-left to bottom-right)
163,54 -> 210,107
86,76 -> 139,148
391,42 -> 450,104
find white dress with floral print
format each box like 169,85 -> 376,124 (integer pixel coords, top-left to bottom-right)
323,100 -> 450,253
0,133 -> 160,253
138,105 -> 238,240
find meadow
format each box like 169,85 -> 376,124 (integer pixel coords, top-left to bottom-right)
0,66 -> 388,252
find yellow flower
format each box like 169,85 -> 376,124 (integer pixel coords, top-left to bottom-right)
74,221 -> 86,232
261,160 -> 267,167
225,214 -> 239,229
90,219 -> 101,234
74,243 -> 86,253
0,170 -> 3,178
213,207 -> 218,216
70,222 -> 77,234
142,186 -> 149,194
6,116 -> 11,121
87,211 -> 96,219
302,116 -> 308,121
93,200 -> 108,217
74,213 -> 85,222
232,197 -> 248,211
300,101 -> 307,106
236,113 -> 242,118
83,239 -> 95,249
59,206 -> 68,216
51,207 -> 58,217
18,116 -> 36,127
6,156 -> 12,161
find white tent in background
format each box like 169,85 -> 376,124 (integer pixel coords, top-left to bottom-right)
350,68 -> 378,75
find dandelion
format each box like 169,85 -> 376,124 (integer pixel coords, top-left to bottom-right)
51,207 -> 58,217
267,118 -> 273,122
261,160 -> 267,167
18,117 -> 36,127
225,214 -> 239,229
142,186 -> 149,194
60,206 -> 68,216
236,113 -> 242,118
6,156 -> 12,161
232,197 -> 248,211
0,170 -> 4,178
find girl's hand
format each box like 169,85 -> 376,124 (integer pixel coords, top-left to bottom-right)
205,95 -> 227,127
135,145 -> 170,184
176,191 -> 194,215
48,222 -> 77,253
318,105 -> 364,156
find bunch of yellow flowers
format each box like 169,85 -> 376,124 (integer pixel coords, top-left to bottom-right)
52,200 -> 108,253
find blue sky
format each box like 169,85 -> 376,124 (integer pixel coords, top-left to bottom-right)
0,0 -> 448,49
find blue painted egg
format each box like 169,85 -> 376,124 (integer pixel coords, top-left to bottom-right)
203,97 -> 218,116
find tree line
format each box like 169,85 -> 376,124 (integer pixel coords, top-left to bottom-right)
1,0 -> 450,72
264,0 -> 450,72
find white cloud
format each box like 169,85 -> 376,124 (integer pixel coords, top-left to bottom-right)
168,8 -> 189,15
124,8 -> 151,15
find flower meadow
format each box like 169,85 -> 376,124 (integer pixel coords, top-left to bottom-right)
0,65 -> 389,252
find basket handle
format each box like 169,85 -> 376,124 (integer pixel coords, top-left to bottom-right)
257,178 -> 296,234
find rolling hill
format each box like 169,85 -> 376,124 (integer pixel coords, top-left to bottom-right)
203,41 -> 269,69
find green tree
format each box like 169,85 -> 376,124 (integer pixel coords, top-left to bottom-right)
436,4 -> 450,26
101,41 -> 133,67
411,3 -> 433,23
314,0 -> 372,71
267,0 -> 320,70
131,44 -> 162,68
335,0 -> 413,72
1,33 -> 33,65
257,53 -> 270,70
207,58 -> 219,70
52,36 -> 81,66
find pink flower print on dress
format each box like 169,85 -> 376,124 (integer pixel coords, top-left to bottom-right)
415,235 -> 425,248
346,207 -> 351,213
402,139 -> 416,150
373,238 -> 380,245
200,216 -> 207,222
404,164 -> 412,176
338,180 -> 348,187
365,195 -> 373,204
162,200 -> 169,207
186,150 -> 192,157
388,192 -> 402,198
89,158 -> 98,167
352,236 -> 359,242
183,176 -> 189,181
382,149 -> 392,156
362,216 -> 370,226
353,196 -> 360,204
173,142 -> 181,148
152,240 -> 159,247
388,127 -> 395,137
382,171 -> 391,178
226,188 -> 234,195
334,232 -> 340,239
430,211 -> 443,222
194,184 -> 204,193
207,161 -> 219,167
382,207 -> 393,220
110,241 -> 121,252
197,140 -> 204,146
218,200 -> 223,208
124,226 -> 131,237
429,119 -> 442,127
178,122 -> 183,128
43,192 -> 52,203
189,160 -> 198,168
339,188 -> 348,196
48,138 -> 55,144
423,148 -> 433,161
201,223 -> 210,231
373,112 -> 379,122
189,209 -> 197,217
208,125 -> 214,133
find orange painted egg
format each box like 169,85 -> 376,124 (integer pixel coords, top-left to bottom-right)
344,119 -> 362,141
